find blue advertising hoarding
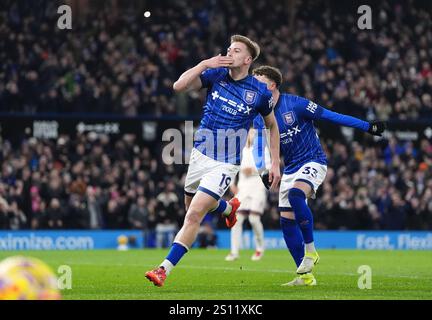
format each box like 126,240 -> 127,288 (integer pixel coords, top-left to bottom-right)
0,230 -> 144,250
216,230 -> 432,250
0,230 -> 431,250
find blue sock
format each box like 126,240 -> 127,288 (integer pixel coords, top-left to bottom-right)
288,188 -> 314,244
209,199 -> 228,215
280,217 -> 304,267
165,242 -> 188,266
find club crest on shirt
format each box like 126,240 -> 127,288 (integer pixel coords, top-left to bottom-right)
244,90 -> 257,104
283,111 -> 296,126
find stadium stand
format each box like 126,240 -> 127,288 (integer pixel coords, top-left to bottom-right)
0,0 -> 431,237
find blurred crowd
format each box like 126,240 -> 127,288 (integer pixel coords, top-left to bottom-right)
1,0 -> 432,119
301,137 -> 432,230
1,133 -> 431,236
0,133 -> 185,246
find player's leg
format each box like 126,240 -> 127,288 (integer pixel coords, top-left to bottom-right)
289,180 -> 316,254
146,191 -> 218,286
280,209 -> 305,268
165,191 -> 218,270
187,190 -> 235,224
249,212 -> 265,260
279,209 -> 317,286
289,181 -> 320,274
184,192 -> 194,212
146,153 -> 240,286
290,163 -> 327,275
248,189 -> 266,261
278,173 -> 316,286
279,174 -> 305,268
226,194 -> 250,260
174,191 -> 219,247
226,211 -> 247,261
146,148 -> 203,286
208,198 -> 238,226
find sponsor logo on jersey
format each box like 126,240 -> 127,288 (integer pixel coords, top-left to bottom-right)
283,111 -> 296,126
280,125 -> 302,144
211,90 -> 252,115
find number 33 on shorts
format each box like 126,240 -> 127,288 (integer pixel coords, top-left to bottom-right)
296,162 -> 327,191
280,162 -> 327,200
301,166 -> 318,178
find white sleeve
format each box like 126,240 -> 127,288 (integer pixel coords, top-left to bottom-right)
264,146 -> 271,170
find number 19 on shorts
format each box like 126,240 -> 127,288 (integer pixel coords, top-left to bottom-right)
219,173 -> 232,190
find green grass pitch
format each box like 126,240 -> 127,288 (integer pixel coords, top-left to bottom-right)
0,249 -> 431,300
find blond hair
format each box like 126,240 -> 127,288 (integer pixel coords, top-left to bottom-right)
230,35 -> 260,61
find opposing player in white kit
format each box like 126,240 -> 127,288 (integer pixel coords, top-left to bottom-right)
225,129 -> 270,261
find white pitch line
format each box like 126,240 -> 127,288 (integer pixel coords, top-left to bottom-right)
177,264 -> 425,280
62,261 -> 427,280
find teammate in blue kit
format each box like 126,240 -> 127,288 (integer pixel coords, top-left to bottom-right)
145,36 -> 281,287
252,66 -> 386,286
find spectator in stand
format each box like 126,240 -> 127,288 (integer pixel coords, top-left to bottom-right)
46,198 -> 63,229
0,197 -> 10,229
155,182 -> 179,248
128,196 -> 149,230
85,186 -> 104,230
8,200 -> 27,230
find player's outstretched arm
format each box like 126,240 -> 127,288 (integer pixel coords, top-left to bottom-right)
319,108 -> 387,136
298,98 -> 387,137
172,54 -> 234,92
262,111 -> 281,191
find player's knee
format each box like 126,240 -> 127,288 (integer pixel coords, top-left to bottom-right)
248,214 -> 261,225
288,188 -> 306,207
288,188 -> 307,219
184,209 -> 203,226
280,211 -> 295,220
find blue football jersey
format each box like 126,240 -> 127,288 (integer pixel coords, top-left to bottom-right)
195,67 -> 273,164
254,93 -> 327,174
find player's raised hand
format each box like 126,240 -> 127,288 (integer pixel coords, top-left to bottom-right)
367,121 -> 387,137
203,54 -> 234,69
268,162 -> 281,192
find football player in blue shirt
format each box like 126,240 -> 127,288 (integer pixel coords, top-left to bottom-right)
252,65 -> 385,286
145,36 -> 281,287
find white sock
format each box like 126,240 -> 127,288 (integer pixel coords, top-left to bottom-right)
222,202 -> 232,217
230,213 -> 246,255
249,214 -> 265,252
305,242 -> 316,253
160,259 -> 174,275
